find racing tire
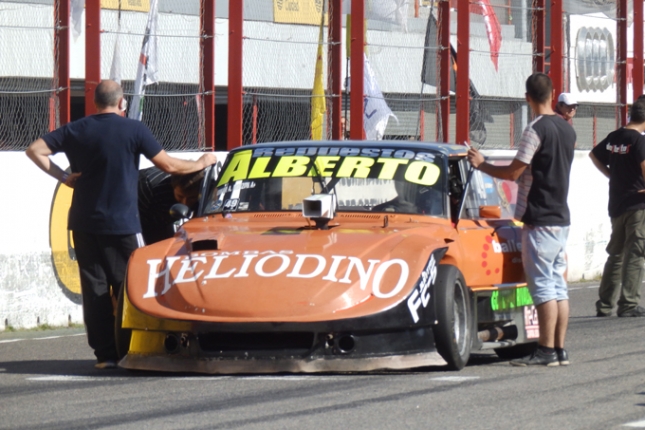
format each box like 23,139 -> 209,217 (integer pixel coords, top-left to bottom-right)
115,285 -> 132,361
432,265 -> 473,370
494,341 -> 538,360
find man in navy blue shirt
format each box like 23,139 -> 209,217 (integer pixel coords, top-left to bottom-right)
26,80 -> 216,369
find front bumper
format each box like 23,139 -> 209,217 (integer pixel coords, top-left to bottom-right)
119,323 -> 444,373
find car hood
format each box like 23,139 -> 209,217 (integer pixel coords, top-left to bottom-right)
126,217 -> 454,323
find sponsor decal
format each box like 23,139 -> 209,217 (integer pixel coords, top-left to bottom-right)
143,250 -> 410,300
217,149 -> 441,188
274,0 -> 327,26
480,234 -> 522,277
49,178 -> 81,302
575,27 -> 614,92
406,248 -> 447,323
101,0 -> 150,12
490,287 -> 533,312
524,305 -> 539,339
491,239 -> 521,253
407,254 -> 437,323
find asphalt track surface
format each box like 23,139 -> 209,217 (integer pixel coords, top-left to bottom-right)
1,282 -> 645,430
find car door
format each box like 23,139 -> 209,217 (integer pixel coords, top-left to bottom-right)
453,157 -> 524,287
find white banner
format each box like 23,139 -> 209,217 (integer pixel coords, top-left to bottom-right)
71,0 -> 84,40
344,0 -> 410,31
363,54 -> 396,140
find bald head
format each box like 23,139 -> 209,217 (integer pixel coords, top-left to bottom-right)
94,80 -> 124,109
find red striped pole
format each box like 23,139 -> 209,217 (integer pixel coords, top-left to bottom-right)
228,0 -> 244,149
200,0 -> 216,150
85,0 -> 101,116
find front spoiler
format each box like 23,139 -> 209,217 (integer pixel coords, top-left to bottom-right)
119,351 -> 447,374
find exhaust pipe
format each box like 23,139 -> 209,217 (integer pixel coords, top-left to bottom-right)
335,335 -> 356,354
478,325 -> 518,342
164,333 -> 181,354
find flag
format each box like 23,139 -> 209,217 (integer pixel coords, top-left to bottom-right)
129,0 -> 160,121
109,2 -> 123,84
363,54 -> 396,140
71,0 -> 84,40
469,0 -> 502,71
364,0 -> 411,32
311,10 -> 326,140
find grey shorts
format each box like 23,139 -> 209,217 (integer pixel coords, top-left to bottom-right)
521,225 -> 569,306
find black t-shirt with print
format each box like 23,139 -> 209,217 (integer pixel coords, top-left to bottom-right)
591,127 -> 645,218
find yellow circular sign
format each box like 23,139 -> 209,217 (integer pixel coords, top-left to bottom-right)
49,180 -> 81,301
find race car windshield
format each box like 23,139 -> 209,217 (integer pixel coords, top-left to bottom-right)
204,147 -> 447,217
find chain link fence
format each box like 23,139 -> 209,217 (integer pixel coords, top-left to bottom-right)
0,0 -> 633,151
100,0 -> 205,151
242,0 -> 335,144
0,1 -> 59,151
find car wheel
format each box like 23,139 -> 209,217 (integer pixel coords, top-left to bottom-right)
432,265 -> 473,370
115,285 -> 132,361
494,341 -> 538,360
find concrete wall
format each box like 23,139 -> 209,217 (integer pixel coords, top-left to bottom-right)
0,151 -> 227,331
0,149 -> 608,331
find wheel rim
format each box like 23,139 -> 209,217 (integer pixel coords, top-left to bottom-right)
452,280 -> 469,356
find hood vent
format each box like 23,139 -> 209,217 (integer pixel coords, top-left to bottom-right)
252,213 -> 301,219
191,239 -> 218,252
338,214 -> 382,220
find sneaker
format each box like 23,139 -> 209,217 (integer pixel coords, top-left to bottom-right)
618,306 -> 645,317
510,348 -> 559,367
556,348 -> 569,366
95,360 -> 117,369
596,311 -> 611,317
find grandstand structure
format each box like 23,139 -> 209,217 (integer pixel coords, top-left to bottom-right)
0,0 -> 642,152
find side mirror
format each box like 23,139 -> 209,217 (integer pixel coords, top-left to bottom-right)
479,205 -> 501,219
170,203 -> 191,221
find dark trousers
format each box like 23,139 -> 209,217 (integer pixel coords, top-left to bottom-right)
72,231 -> 141,362
596,209 -> 645,315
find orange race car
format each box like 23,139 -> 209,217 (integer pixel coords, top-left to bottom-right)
118,141 -> 537,373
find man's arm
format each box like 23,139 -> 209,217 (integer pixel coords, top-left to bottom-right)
467,147 -> 528,181
151,150 -> 217,175
589,152 -> 610,179
25,138 -> 80,187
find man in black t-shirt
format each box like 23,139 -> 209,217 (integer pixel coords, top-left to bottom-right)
26,80 -> 217,369
138,166 -> 205,244
590,97 -> 645,318
468,73 -> 575,367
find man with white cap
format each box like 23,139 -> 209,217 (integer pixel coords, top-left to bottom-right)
555,93 -> 578,125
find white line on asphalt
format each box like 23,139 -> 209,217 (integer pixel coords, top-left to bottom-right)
169,376 -> 232,381
623,419 -> 645,427
33,334 -> 85,341
0,333 -> 84,344
431,376 -> 480,382
569,285 -> 599,291
168,376 -> 338,381
28,376 -> 111,382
